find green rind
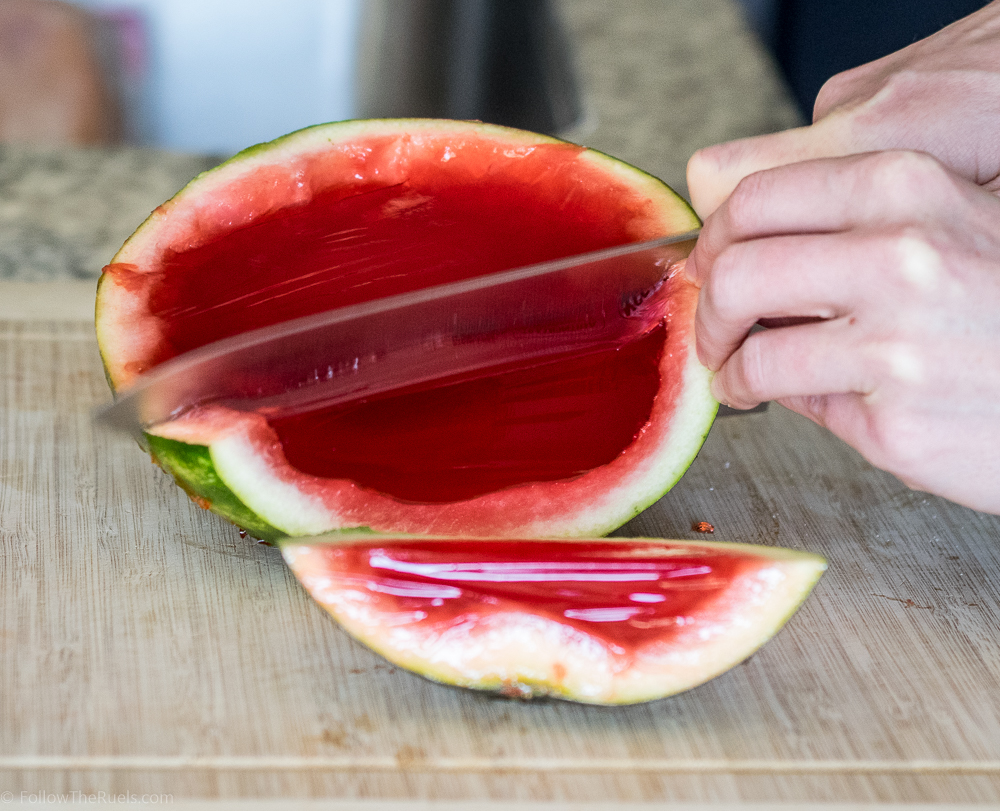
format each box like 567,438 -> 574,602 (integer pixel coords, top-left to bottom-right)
626,390 -> 719,527
94,272 -> 116,391
147,435 -> 284,541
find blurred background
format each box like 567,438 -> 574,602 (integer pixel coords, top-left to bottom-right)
0,0 -> 990,155
0,0 -> 582,154
742,0 -> 989,115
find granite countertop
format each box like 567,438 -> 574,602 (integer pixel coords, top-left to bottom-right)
0,0 -> 800,283
561,0 -> 801,196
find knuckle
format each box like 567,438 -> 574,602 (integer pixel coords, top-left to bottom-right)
873,339 -> 926,385
869,70 -> 925,109
814,69 -> 859,118
869,227 -> 947,298
862,407 -> 926,475
871,149 -> 928,182
723,172 -> 768,236
844,70 -> 927,132
893,225 -> 943,263
880,221 -> 929,248
867,150 -> 954,205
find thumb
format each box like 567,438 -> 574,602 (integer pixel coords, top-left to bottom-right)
687,114 -> 855,219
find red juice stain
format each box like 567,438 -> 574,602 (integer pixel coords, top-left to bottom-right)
238,528 -> 248,539
102,262 -> 145,292
692,521 -> 715,534
145,142 -> 674,503
323,540 -> 756,649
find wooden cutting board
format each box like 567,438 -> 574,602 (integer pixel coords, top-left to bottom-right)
1,281 -> 1000,807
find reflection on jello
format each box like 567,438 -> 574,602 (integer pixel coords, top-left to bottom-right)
330,539 -> 755,649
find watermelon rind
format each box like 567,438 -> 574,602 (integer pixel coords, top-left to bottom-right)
96,118 -> 714,540
146,435 -> 283,541
280,533 -> 827,705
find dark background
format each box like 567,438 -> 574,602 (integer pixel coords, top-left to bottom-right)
750,0 -> 991,116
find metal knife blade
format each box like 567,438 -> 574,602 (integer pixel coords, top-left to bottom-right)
94,229 -> 700,437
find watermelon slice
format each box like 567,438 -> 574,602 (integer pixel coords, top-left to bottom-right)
281,534 -> 826,705
95,119 -> 714,539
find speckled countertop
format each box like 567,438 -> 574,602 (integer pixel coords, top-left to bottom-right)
0,0 -> 801,282
561,0 -> 801,195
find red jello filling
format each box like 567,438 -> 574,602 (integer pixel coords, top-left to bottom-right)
142,140 -> 677,502
319,540 -> 756,649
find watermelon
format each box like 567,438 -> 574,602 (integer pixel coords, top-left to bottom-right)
95,119 -> 715,540
281,534 -> 826,705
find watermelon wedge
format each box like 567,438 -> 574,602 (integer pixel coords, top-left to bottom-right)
281,534 -> 826,705
95,119 -> 714,540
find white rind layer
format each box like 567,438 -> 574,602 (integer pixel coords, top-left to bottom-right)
281,536 -> 827,705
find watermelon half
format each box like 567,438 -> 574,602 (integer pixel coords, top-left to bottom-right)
95,119 -> 715,540
281,534 -> 826,705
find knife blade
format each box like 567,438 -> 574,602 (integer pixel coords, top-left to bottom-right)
94,229 -> 700,437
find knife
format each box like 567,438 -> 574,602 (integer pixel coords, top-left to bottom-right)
94,229 -> 700,437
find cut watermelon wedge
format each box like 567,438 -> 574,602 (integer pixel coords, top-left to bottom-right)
280,534 -> 826,705
95,119 -> 715,540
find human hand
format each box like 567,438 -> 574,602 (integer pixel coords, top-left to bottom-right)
687,0 -> 1000,218
686,150 -> 1000,514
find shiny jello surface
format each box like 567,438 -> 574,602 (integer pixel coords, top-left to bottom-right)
317,540 -> 756,649
144,139 -> 671,502
267,325 -> 665,502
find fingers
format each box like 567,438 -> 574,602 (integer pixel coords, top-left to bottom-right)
687,114 -> 855,219
693,232 -> 869,370
690,150 -> 995,411
710,318 -> 877,409
687,151 -> 966,288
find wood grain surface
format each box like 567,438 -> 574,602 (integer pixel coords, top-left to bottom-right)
1,283 -> 999,806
